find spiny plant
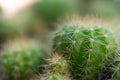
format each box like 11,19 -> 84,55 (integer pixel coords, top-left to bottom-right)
46,53 -> 69,74
0,38 -> 47,80
37,73 -> 70,80
52,24 -> 117,80
108,51 -> 120,80
33,53 -> 71,80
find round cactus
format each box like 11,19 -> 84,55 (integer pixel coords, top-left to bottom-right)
0,38 -> 47,80
33,53 -> 71,80
52,25 -> 117,80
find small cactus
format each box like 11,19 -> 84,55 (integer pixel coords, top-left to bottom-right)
52,25 -> 117,80
0,38 -> 47,80
46,53 -> 69,74
33,53 -> 71,80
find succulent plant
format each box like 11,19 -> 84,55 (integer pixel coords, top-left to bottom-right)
0,38 -> 47,80
108,52 -> 120,80
38,73 -> 70,80
52,25 -> 117,80
46,53 -> 69,74
33,53 -> 71,80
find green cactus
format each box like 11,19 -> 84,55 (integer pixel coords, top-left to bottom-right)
52,25 -> 117,80
0,38 -> 47,80
108,52 -> 120,80
47,53 -> 69,73
33,53 -> 71,80
38,73 -> 70,80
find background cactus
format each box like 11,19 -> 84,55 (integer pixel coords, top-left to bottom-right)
52,25 -> 117,80
0,38 -> 47,80
33,53 -> 71,80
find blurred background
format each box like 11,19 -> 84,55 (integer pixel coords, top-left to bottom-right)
0,0 -> 120,80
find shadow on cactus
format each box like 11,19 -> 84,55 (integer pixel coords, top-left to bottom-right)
52,25 -> 117,80
0,38 -> 47,80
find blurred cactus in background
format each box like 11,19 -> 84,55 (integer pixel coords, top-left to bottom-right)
0,38 -> 47,80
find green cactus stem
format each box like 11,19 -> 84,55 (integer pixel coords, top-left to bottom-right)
52,24 -> 117,80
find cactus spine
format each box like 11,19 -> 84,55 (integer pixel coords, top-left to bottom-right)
52,25 -> 117,80
34,53 -> 71,80
0,38 -> 47,80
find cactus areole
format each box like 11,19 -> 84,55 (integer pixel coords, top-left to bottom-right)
53,25 -> 117,80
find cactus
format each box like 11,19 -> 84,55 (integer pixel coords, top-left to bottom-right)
108,52 -> 120,80
0,38 -> 47,80
33,53 -> 71,80
52,25 -> 117,80
38,73 -> 70,80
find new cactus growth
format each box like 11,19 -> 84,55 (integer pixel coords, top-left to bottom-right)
0,38 -> 47,80
52,25 -> 117,80
46,53 -> 69,74
33,53 -> 71,80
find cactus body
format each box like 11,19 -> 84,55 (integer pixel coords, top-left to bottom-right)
53,25 -> 117,80
0,38 -> 47,80
109,53 -> 120,80
34,53 -> 71,80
